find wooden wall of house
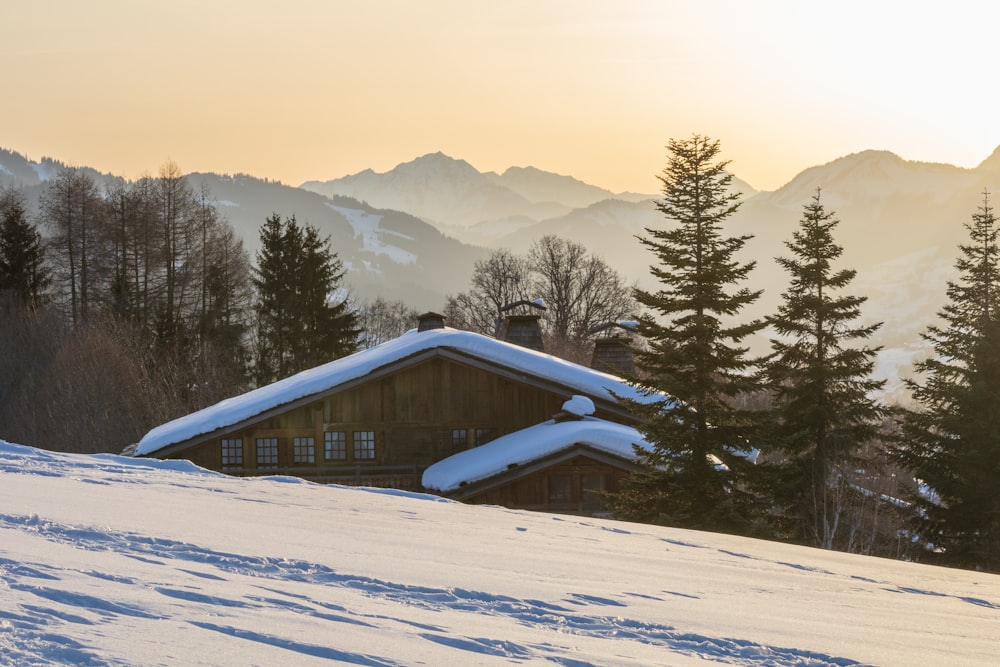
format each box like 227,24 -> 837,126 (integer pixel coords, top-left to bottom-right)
460,455 -> 631,516
167,355 -> 623,488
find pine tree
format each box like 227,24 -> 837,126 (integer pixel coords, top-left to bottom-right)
610,135 -> 765,534
252,214 -> 358,385
0,194 -> 49,310
896,191 -> 1000,572
766,189 -> 887,548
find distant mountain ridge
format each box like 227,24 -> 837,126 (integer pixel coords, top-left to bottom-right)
301,152 -> 655,231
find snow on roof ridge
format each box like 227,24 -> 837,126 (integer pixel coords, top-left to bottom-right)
134,327 -> 664,457
422,416 -> 651,493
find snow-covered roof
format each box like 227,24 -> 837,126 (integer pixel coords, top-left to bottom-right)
422,416 -> 651,493
135,327 -> 665,457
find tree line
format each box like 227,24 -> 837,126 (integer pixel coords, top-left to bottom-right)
609,134 -> 1000,573
0,165 -> 378,455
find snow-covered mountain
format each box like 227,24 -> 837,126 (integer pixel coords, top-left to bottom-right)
300,152 -> 652,232
186,172 -> 487,308
3,439 -> 998,666
0,149 -> 66,186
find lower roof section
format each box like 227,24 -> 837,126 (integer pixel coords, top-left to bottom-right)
422,416 -> 651,493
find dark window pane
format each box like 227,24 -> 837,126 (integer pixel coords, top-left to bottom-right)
256,438 -> 278,468
293,437 -> 315,464
324,431 -> 347,460
221,439 -> 243,468
354,431 -> 376,460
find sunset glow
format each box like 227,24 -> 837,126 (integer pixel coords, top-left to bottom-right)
3,0 -> 997,193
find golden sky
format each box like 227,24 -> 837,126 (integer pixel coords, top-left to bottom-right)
3,1 -> 997,193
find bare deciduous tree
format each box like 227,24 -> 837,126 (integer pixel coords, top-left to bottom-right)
355,296 -> 420,349
444,249 -> 530,335
527,235 -> 636,347
445,240 -> 635,362
40,168 -> 106,326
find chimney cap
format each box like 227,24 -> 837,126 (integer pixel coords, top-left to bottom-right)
501,298 -> 546,313
587,320 -> 638,337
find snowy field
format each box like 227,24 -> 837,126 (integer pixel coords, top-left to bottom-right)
1,441 -> 998,666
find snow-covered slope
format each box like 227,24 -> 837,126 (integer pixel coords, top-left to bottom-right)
0,149 -> 82,189
2,440 -> 998,666
185,173 -> 490,311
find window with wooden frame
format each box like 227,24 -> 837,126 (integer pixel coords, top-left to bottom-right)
353,431 -> 376,460
324,431 -> 347,461
221,438 -> 243,468
451,429 -> 468,450
293,436 -> 315,464
256,437 -> 279,468
474,428 -> 497,447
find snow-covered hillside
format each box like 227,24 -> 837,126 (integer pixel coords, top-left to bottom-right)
2,441 -> 997,666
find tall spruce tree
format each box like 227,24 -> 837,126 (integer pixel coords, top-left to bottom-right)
0,194 -> 49,310
252,213 -> 358,385
766,189 -> 887,549
610,135 -> 765,534
896,191 -> 1000,572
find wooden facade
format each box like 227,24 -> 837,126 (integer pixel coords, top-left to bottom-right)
143,348 -> 639,497
448,446 -> 640,516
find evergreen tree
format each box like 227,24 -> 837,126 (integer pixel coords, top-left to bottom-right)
766,189 -> 887,549
610,135 -> 765,534
896,191 -> 1000,572
0,193 -> 49,309
252,214 -> 358,384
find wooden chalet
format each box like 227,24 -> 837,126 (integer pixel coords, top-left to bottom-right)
422,402 -> 652,516
134,312 -> 659,515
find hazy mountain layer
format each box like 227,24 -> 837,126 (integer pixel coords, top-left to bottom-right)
301,151 -> 653,230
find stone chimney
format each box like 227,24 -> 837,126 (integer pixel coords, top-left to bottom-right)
589,322 -> 637,376
417,312 -> 446,332
497,299 -> 546,352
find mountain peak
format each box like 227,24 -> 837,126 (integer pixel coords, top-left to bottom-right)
766,149 -> 934,207
836,149 -> 904,167
976,144 -> 1000,172
406,151 -> 476,170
